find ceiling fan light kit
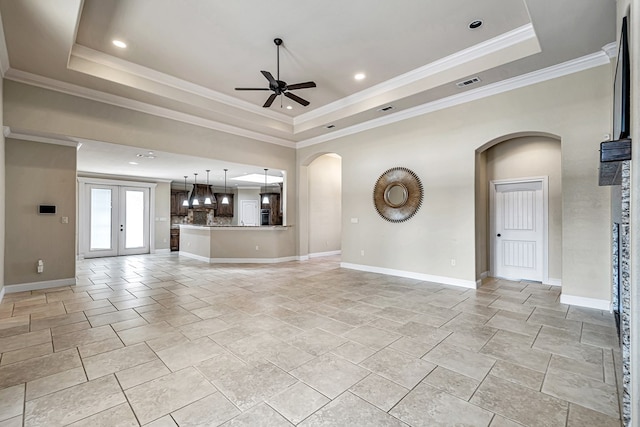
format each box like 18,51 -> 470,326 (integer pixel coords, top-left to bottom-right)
235,38 -> 316,108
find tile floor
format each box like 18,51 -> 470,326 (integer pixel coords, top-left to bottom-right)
0,254 -> 623,426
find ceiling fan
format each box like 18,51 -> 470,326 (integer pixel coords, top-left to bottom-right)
235,38 -> 316,108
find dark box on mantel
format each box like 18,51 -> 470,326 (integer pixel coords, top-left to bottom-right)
600,138 -> 631,162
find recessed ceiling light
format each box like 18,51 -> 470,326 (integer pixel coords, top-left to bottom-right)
286,105 -> 293,110
128,161 -> 138,165
354,73 -> 366,81
112,40 -> 127,48
326,124 -> 336,129
468,20 -> 483,29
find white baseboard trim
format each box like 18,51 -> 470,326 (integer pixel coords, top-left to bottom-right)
210,256 -> 299,264
179,251 -> 299,264
308,250 -> 342,259
298,255 -> 310,261
480,271 -> 489,280
0,286 -> 5,304
4,278 -> 76,293
154,249 -> 171,254
560,294 -> 611,311
340,263 -> 477,289
544,278 -> 562,287
178,252 -> 212,263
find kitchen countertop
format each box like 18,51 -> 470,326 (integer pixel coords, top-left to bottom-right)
179,224 -> 290,230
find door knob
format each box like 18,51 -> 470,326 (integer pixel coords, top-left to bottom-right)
497,234 -> 501,237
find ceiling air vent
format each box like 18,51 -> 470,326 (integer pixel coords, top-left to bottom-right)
456,76 -> 481,88
326,124 -> 336,129
377,105 -> 394,112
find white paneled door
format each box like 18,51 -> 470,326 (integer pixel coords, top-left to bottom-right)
493,180 -> 544,281
86,185 -> 150,258
241,200 -> 259,226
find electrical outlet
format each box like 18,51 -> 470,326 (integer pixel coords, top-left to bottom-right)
361,250 -> 365,256
451,259 -> 456,267
37,259 -> 44,273
256,245 -> 259,251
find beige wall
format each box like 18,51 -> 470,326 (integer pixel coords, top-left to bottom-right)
5,139 -> 76,286
3,79 -> 297,229
308,154 -> 341,255
298,65 -> 611,299
482,136 -> 562,280
154,182 -> 170,251
0,79 -> 4,297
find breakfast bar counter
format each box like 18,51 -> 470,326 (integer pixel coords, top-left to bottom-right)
178,224 -> 296,263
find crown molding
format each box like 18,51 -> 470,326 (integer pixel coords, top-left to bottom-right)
4,46 -> 611,152
70,44 -> 292,125
602,41 -> 617,59
4,68 -> 297,149
0,11 -> 10,77
4,126 -> 81,148
293,24 -> 538,129
297,49 -> 611,148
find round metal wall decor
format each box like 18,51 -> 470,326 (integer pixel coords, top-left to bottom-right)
373,167 -> 423,222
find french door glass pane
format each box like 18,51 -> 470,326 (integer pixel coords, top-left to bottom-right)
90,188 -> 112,250
125,190 -> 145,249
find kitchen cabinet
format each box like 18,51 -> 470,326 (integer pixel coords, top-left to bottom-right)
171,190 -> 189,216
214,193 -> 234,217
260,193 -> 282,225
170,228 -> 180,251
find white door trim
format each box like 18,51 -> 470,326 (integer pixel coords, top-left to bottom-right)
78,178 -> 157,258
489,176 -> 549,284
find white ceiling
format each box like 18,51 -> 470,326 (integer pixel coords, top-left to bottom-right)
0,0 -> 616,182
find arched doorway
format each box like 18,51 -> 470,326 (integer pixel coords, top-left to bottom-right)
475,133 -> 562,285
299,153 -> 342,259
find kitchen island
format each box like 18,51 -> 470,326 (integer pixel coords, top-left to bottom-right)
178,224 -> 296,263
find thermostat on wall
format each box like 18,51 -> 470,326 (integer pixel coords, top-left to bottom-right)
39,205 -> 56,214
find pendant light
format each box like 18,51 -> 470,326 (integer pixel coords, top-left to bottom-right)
190,173 -> 200,206
262,169 -> 270,204
182,176 -> 189,207
222,169 -> 229,205
204,170 -> 213,205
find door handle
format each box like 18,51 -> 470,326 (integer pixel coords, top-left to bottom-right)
497,234 -> 501,237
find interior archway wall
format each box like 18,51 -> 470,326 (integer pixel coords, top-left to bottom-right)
298,152 -> 342,258
308,154 -> 342,256
475,134 -> 562,283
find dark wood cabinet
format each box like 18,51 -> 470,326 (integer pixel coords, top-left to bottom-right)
170,228 -> 180,251
260,193 -> 282,225
214,193 -> 234,217
171,190 -> 189,216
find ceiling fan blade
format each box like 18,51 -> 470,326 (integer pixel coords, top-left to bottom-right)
286,81 -> 317,90
235,87 -> 271,91
263,93 -> 277,108
261,70 -> 277,85
284,91 -> 310,106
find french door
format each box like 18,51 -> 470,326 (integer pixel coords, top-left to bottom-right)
85,185 -> 150,258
